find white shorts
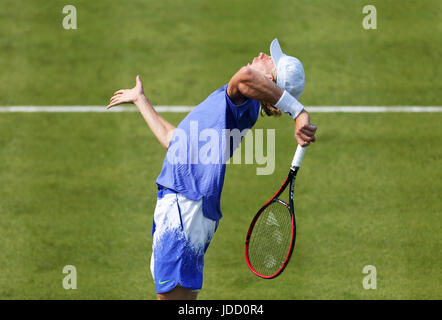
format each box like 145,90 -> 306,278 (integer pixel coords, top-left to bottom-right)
150,191 -> 218,294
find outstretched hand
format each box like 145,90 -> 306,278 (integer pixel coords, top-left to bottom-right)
295,110 -> 317,147
106,75 -> 144,109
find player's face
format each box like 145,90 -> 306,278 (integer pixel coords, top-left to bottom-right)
248,52 -> 275,76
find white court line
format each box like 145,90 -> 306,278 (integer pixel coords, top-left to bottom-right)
0,106 -> 191,112
308,106 -> 442,112
0,106 -> 441,113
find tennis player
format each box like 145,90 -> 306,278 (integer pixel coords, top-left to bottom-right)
106,39 -> 317,300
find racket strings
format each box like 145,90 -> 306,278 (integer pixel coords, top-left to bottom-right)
248,200 -> 293,277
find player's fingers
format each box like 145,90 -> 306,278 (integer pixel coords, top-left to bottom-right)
110,95 -> 124,103
107,97 -> 124,108
297,137 -> 310,147
300,127 -> 315,136
136,75 -> 142,87
296,130 -> 311,142
106,101 -> 120,109
106,101 -> 117,109
300,129 -> 316,142
297,134 -> 316,145
300,124 -> 317,135
111,91 -> 126,99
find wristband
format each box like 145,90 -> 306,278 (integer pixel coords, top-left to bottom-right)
274,90 -> 304,119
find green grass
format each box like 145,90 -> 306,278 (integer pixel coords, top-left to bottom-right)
0,0 -> 441,106
0,112 -> 441,299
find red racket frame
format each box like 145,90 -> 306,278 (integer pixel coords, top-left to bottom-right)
245,169 -> 297,279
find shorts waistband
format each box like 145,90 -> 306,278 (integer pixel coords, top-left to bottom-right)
157,185 -> 178,199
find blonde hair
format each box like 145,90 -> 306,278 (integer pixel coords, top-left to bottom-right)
260,67 -> 281,117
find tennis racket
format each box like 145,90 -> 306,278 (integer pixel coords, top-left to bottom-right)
245,144 -> 306,279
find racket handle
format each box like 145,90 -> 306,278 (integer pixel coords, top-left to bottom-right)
291,145 -> 306,169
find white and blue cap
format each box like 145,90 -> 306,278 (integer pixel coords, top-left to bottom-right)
270,38 -> 305,99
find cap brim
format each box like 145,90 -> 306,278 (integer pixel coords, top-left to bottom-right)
270,38 -> 285,66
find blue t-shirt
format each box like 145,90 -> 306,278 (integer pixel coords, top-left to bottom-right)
156,84 -> 260,221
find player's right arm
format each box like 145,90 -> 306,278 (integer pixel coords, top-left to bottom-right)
227,66 -> 283,106
227,66 -> 317,146
106,75 -> 176,150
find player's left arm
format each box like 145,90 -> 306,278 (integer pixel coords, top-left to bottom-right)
106,75 -> 176,150
227,66 -> 317,146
